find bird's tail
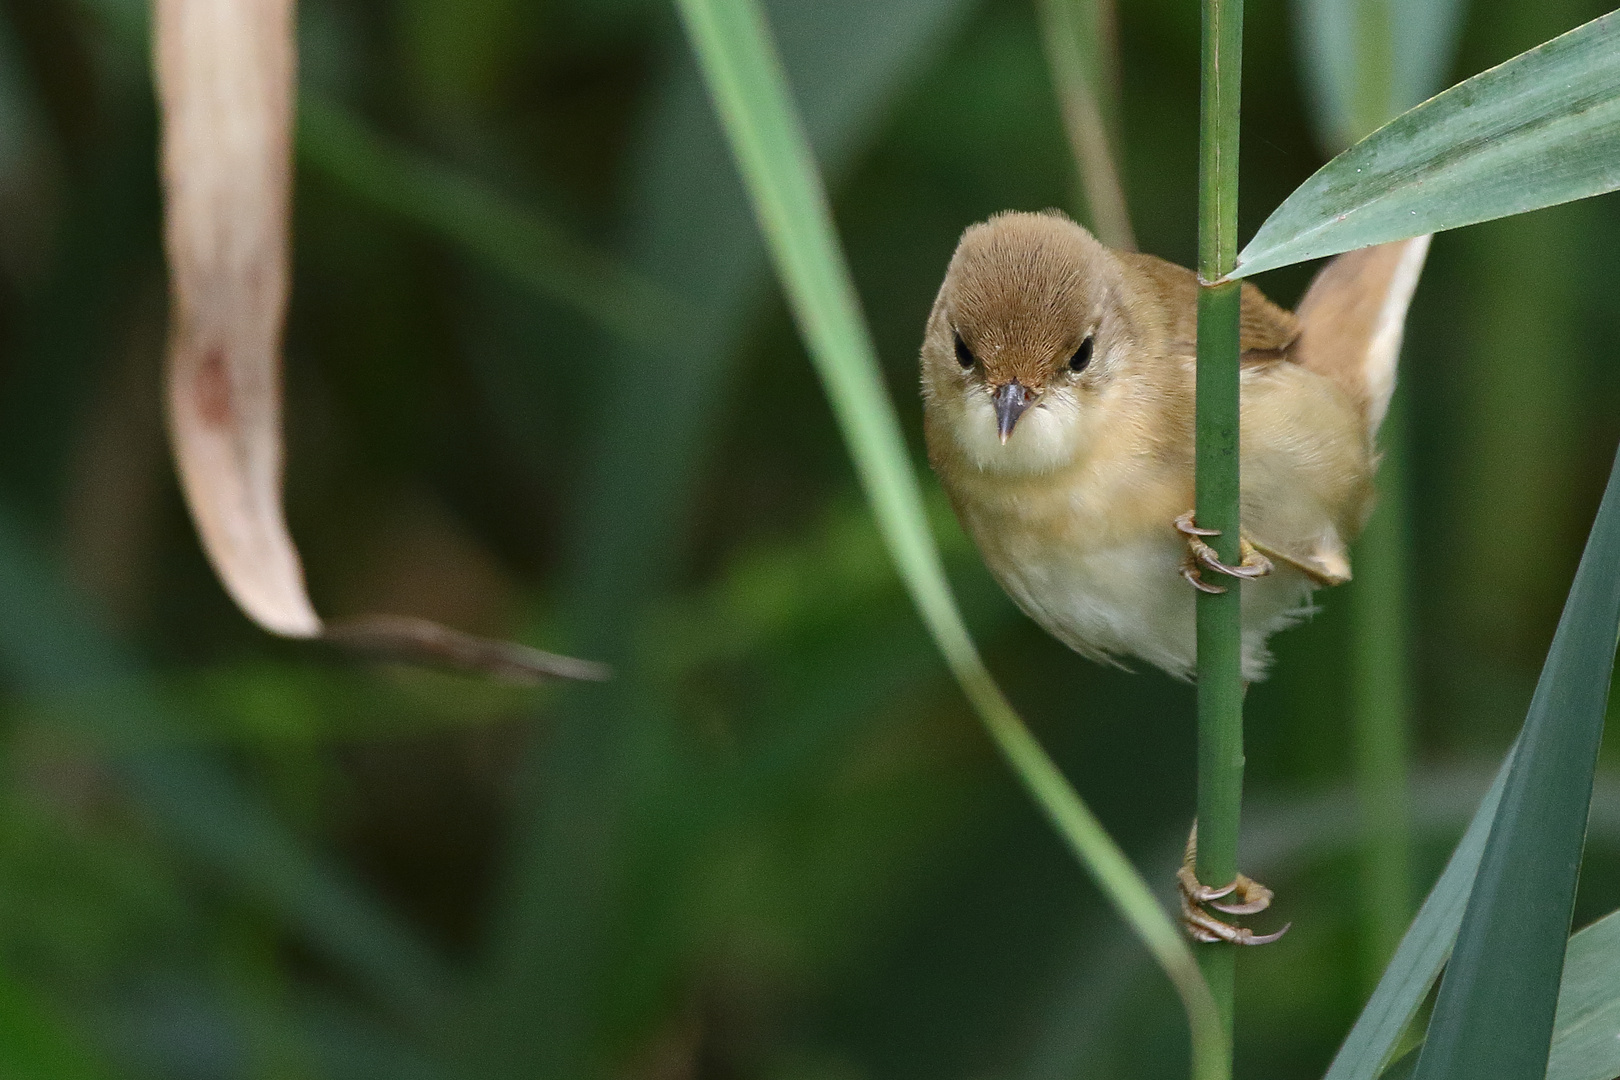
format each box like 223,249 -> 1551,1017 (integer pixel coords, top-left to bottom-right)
1291,235 -> 1431,441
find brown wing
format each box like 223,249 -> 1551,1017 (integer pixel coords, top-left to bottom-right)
1118,251 -> 1298,360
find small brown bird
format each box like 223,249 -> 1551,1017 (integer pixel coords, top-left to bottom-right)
920,211 -> 1427,943
921,210 -> 1427,682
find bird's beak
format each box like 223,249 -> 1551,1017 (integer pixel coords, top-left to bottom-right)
993,381 -> 1031,444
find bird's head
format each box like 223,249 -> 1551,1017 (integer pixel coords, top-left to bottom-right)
920,210 -> 1139,476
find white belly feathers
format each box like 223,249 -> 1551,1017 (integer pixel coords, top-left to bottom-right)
985,529 -> 1316,682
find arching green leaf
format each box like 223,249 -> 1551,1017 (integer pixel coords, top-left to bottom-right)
1234,10 -> 1620,279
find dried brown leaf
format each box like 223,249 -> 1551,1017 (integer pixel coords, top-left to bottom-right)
153,0 -> 604,682
324,616 -> 611,684
155,0 -> 315,638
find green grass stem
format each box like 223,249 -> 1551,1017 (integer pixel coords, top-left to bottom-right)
1345,0 -> 1413,990
1350,388 -> 1415,987
1195,0 -> 1246,1057
672,0 -> 1226,1076
1034,0 -> 1135,250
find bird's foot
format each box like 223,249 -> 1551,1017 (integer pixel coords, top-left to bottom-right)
1175,513 -> 1273,594
1178,824 -> 1289,945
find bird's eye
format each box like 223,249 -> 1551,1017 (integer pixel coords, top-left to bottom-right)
1068,335 -> 1094,373
953,332 -> 975,369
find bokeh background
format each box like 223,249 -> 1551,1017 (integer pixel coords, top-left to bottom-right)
0,0 -> 1618,1077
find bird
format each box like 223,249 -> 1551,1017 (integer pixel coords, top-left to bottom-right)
919,209 -> 1428,942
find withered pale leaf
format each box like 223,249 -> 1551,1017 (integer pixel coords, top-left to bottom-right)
154,0 -> 605,682
155,0 -> 315,638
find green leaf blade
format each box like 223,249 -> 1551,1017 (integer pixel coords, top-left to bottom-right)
1235,9 -> 1620,278
1412,444 -> 1620,1080
1548,909 -> 1620,1080
1321,746 -> 1513,1080
671,1 -> 1231,1075
1371,909 -> 1620,1080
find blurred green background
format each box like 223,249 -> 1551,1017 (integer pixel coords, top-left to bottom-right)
0,0 -> 1618,1077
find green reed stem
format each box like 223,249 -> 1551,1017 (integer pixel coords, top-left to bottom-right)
1345,0 -> 1412,992
1195,0 -> 1245,1058
673,0 -> 1226,1076
1350,393 -> 1415,986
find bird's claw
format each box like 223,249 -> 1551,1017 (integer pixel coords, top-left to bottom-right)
1175,513 -> 1273,594
1178,824 -> 1289,946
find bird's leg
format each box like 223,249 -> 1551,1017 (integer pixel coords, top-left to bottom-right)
1175,512 -> 1274,594
1177,823 -> 1290,945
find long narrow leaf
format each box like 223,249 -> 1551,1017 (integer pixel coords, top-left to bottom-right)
1233,9 -> 1620,278
1548,908 -> 1620,1080
1034,0 -> 1134,250
1322,744 -> 1513,1080
153,1 -> 600,683
154,0 -> 314,638
670,1 -> 1228,1077
1412,444 -> 1620,1079
478,2 -> 978,1075
1377,909 -> 1620,1080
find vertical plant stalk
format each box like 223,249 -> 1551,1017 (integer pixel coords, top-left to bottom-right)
1350,391 -> 1414,985
1346,0 -> 1413,989
1035,0 -> 1136,251
672,1 -> 1226,1077
1195,0 -> 1245,1055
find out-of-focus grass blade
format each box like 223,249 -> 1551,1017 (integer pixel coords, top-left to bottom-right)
1294,0 -> 1465,151
0,968 -> 115,1080
297,98 -> 684,349
0,505 -> 451,1027
1233,9 -> 1620,278
1321,744 -> 1513,1080
670,1 -> 1228,1077
479,2 -> 978,1076
1034,0 -> 1134,250
1387,0 -> 1466,113
1547,909 -> 1620,1080
1412,443 -> 1620,1080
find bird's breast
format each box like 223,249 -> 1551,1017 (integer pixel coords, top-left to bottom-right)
944,457 -> 1203,675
